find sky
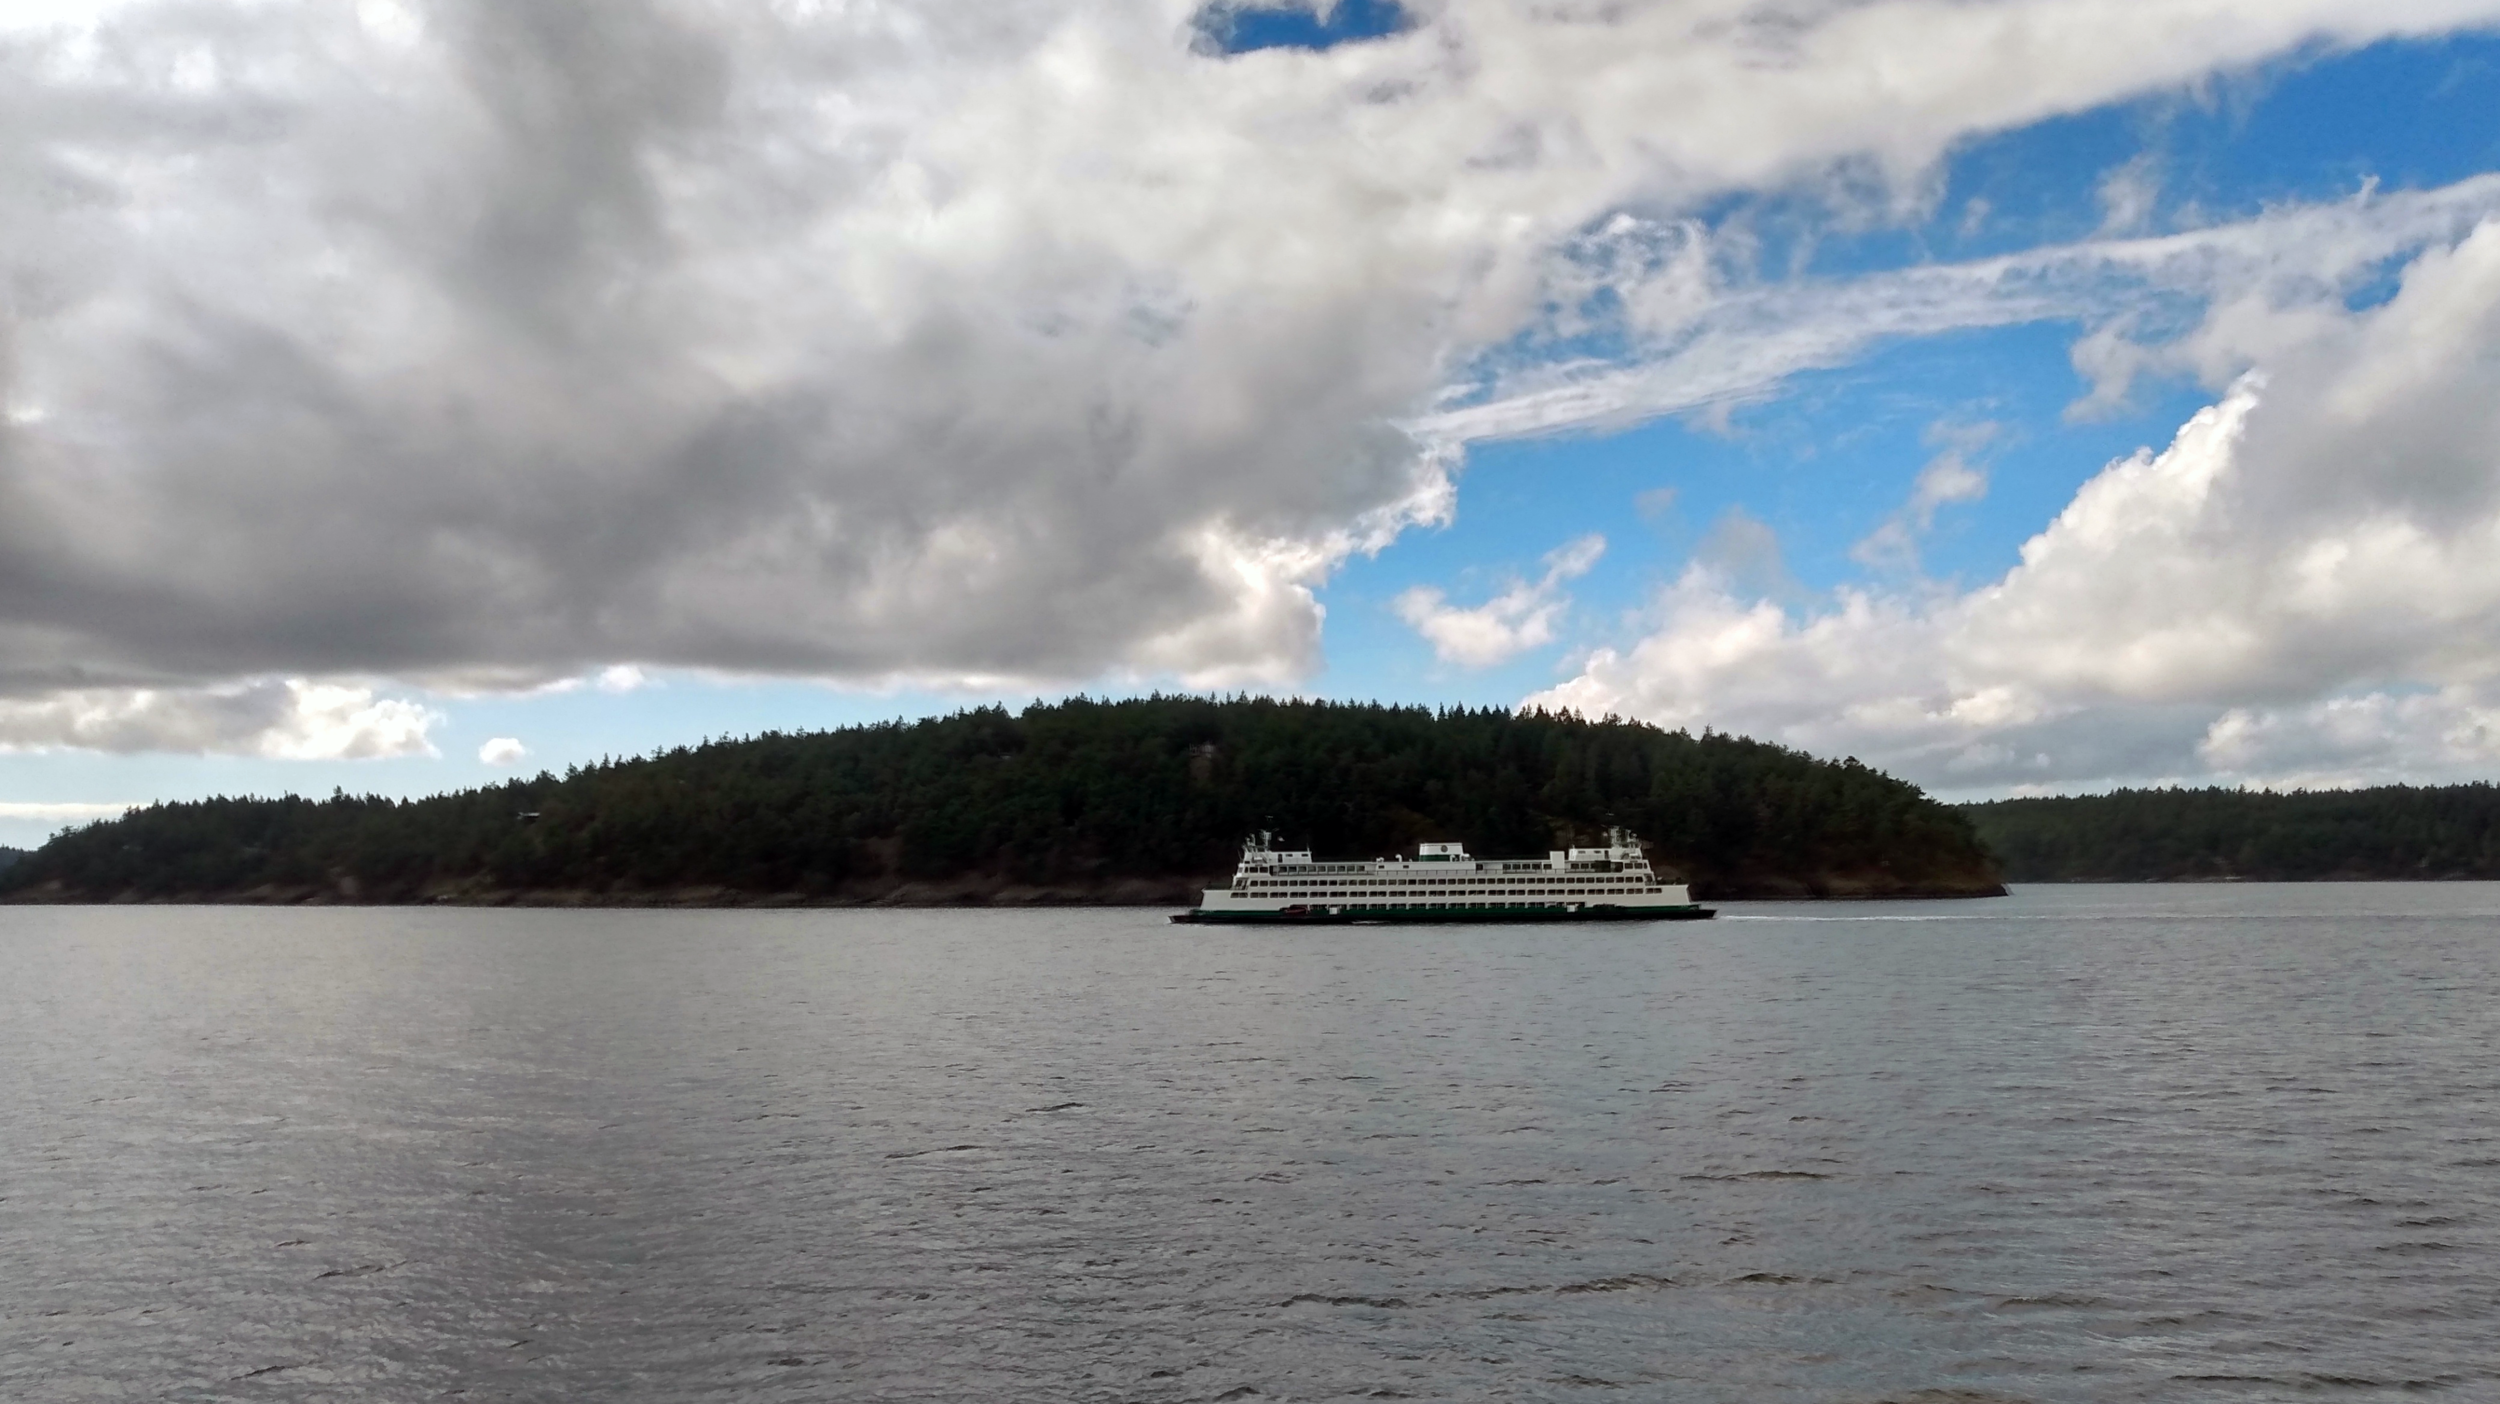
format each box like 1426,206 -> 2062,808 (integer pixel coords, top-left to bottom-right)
6,0 -> 2500,847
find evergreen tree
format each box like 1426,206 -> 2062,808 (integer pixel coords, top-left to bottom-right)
2,698 -> 2004,901
1963,784 -> 2500,881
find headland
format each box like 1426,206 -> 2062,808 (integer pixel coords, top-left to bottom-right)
3,698 -> 2007,906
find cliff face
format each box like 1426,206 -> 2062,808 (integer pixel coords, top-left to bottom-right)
4,698 -> 2004,906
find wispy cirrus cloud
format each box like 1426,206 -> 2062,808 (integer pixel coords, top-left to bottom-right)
1420,174 -> 2500,446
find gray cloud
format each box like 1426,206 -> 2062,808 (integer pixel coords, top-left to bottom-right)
3,0 -> 1478,705
0,678 -> 438,756
6,0 -> 2500,757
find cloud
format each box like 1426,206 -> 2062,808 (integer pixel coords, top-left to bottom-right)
6,0 -> 2500,751
1851,421 -> 1994,573
1396,533 -> 1605,667
2195,691 -> 2500,788
2096,152 -> 2163,235
0,678 -> 440,757
477,735 -> 528,766
1691,508 -> 1797,603
1530,218 -> 2500,793
0,800 -> 138,824
1420,174 -> 2500,444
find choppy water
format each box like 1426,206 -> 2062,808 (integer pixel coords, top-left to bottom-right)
4,885 -> 2497,1402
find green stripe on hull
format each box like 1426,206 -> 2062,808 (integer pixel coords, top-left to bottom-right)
1170,904 -> 1714,925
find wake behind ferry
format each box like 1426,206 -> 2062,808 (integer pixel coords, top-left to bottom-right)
1169,828 -> 1715,925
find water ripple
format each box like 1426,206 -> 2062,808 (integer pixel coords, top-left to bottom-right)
2,884 -> 2495,1401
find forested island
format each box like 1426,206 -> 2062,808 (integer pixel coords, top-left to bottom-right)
1963,784 -> 2500,881
0,697 -> 2003,906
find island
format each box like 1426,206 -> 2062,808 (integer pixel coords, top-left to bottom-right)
1962,784 -> 2500,881
1,697 -> 2007,906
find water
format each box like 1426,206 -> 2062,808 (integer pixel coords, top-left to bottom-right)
4,885 -> 2496,1402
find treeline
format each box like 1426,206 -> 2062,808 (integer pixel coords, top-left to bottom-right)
1,697 -> 2001,903
1962,784 -> 2500,881
0,846 -> 21,875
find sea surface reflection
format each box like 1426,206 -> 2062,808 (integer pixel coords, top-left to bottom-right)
4,885 -> 2496,1401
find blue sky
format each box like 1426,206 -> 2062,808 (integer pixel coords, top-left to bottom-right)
8,2 -> 2500,847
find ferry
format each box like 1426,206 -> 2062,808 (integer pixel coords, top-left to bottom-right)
1169,828 -> 1715,925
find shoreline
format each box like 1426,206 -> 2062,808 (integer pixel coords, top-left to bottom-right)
3,877 -> 2011,907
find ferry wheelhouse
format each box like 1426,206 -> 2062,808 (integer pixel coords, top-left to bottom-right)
1169,829 -> 1714,925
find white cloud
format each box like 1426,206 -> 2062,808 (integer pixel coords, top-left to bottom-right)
2096,152 -> 2163,235
1532,218 -> 2500,793
4,0 -> 2499,751
261,682 -> 442,760
0,800 -> 137,823
0,679 -> 440,758
1851,422 -> 1995,573
2196,691 -> 2500,787
1421,174 -> 2500,444
594,665 -> 649,694
477,735 -> 528,766
1397,533 -> 1605,667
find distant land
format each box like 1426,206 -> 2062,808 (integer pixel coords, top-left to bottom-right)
1963,784 -> 2500,882
0,846 -> 22,875
0,697 -> 2003,906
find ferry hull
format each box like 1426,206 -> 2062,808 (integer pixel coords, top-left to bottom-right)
1170,904 -> 1715,925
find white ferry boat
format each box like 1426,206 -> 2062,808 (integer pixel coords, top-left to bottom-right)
1169,828 -> 1714,925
